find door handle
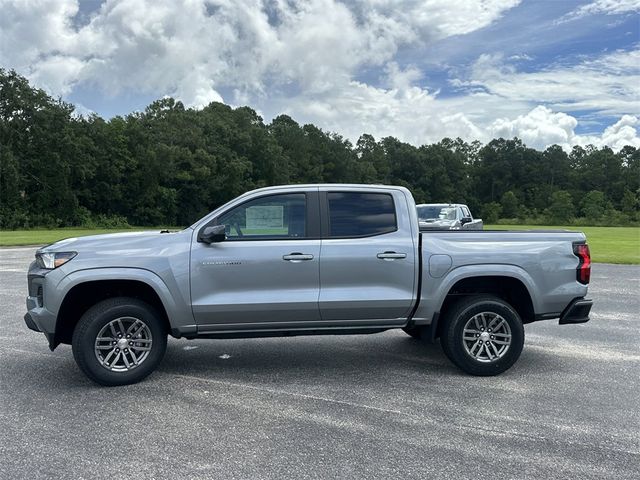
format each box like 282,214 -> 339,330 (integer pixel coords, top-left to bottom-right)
283,253 -> 314,262
377,251 -> 407,260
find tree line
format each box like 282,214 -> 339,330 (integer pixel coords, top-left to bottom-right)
1,68 -> 638,229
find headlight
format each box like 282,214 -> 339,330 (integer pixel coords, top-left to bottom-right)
36,251 -> 77,269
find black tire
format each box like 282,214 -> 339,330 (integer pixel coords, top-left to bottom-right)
440,295 -> 524,376
72,297 -> 167,386
402,326 -> 423,339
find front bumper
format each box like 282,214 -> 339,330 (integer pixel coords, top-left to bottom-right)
559,298 -> 592,325
24,312 -> 40,332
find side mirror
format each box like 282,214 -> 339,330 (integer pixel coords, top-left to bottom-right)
198,224 -> 226,243
460,217 -> 472,225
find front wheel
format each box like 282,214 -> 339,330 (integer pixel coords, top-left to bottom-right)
72,297 -> 167,386
440,295 -> 524,376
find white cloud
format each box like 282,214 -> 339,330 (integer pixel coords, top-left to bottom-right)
563,0 -> 640,20
0,0 -> 637,151
488,106 -> 640,151
490,106 -> 578,147
580,115 -> 640,150
0,0 -> 521,106
458,49 -> 640,118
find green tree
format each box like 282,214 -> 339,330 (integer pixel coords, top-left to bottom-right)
580,190 -> 609,221
547,190 -> 575,224
500,191 -> 519,218
482,202 -> 502,224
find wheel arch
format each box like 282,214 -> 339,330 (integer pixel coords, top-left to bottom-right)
53,269 -> 177,347
438,276 -> 535,331
414,265 -> 538,341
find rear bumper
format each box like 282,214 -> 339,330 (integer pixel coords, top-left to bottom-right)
559,298 -> 592,325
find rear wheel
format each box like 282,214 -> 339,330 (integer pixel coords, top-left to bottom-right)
72,297 -> 167,386
440,295 -> 524,376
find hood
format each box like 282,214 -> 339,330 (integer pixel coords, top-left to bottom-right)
38,229 -> 189,254
419,219 -> 458,230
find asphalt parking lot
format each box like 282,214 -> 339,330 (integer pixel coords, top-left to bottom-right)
1,247 -> 639,479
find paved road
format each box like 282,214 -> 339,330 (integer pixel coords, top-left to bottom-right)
1,247 -> 639,479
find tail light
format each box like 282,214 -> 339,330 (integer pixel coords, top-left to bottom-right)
573,243 -> 591,285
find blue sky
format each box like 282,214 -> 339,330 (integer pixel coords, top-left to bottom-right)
1,0 -> 638,150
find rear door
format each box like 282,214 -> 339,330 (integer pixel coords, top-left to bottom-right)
318,188 -> 417,322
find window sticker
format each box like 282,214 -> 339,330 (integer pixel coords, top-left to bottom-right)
246,205 -> 284,229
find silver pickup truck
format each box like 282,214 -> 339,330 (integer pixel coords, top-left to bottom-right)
25,184 -> 592,386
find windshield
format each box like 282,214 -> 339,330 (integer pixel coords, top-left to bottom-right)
417,206 -> 457,221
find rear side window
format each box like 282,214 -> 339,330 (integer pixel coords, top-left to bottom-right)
327,192 -> 397,237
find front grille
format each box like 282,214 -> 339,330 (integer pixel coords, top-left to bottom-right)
37,286 -> 43,307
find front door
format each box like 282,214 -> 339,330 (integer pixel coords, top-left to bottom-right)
190,191 -> 321,330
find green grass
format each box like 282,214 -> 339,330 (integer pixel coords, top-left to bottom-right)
2,225 -> 639,264
0,227 -> 180,247
487,225 -> 640,265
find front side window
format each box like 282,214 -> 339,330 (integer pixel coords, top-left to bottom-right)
328,192 -> 397,237
217,193 -> 306,239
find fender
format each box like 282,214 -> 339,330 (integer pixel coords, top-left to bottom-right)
51,267 -> 190,329
412,263 -> 539,325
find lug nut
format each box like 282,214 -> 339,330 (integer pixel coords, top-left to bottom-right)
129,342 -> 133,346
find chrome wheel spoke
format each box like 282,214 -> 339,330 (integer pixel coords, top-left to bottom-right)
131,324 -> 146,338
489,317 -> 505,331
131,345 -> 151,352
117,319 -> 126,336
103,348 -> 116,365
484,344 -> 493,360
474,316 -> 482,330
126,319 -> 141,335
129,349 -> 139,365
122,352 -> 130,369
110,352 -> 121,366
492,332 -> 511,338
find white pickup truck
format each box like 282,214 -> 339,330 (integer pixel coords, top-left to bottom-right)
417,203 -> 483,230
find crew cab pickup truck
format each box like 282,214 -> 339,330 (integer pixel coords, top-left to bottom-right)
25,184 -> 593,386
417,203 -> 483,230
